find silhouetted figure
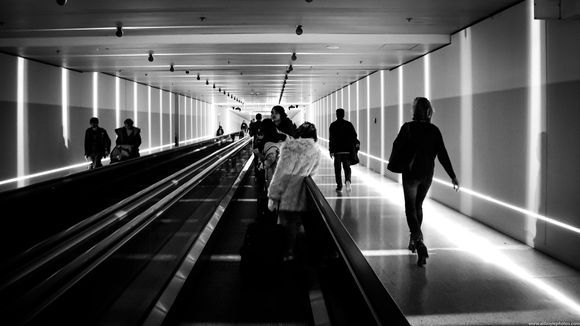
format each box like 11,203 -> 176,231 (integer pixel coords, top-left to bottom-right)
329,108 -> 358,192
271,105 -> 296,138
84,117 -> 111,169
268,122 -> 320,261
257,119 -> 287,191
388,97 -> 459,266
216,125 -> 224,136
249,113 -> 263,150
111,118 -> 141,162
241,120 -> 248,134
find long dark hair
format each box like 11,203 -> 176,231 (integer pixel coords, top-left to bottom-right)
412,97 -> 433,122
260,118 -> 286,143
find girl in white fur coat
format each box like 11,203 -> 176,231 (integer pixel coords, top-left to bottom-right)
268,122 -> 320,260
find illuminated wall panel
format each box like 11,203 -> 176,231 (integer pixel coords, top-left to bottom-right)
0,54 -> 17,182
368,72 -> 382,173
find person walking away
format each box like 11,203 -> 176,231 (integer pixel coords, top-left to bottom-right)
113,118 -> 142,161
84,117 -> 111,169
258,119 -> 287,191
329,108 -> 357,192
249,113 -> 263,149
216,125 -> 224,136
240,120 -> 248,135
271,105 -> 296,138
267,122 -> 320,261
390,97 -> 459,266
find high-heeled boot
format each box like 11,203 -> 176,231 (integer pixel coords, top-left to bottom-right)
415,240 -> 429,266
408,238 -> 416,253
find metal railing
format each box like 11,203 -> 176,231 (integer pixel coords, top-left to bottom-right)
304,176 -> 410,326
1,137 -> 252,325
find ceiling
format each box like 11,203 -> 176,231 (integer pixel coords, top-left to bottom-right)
0,0 -> 521,108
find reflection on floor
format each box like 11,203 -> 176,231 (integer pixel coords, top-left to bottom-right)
312,153 -> 580,326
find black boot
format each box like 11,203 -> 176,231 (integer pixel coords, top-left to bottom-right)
415,240 -> 429,266
408,238 -> 416,253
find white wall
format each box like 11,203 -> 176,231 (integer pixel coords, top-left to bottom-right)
0,53 -> 215,187
310,0 -> 580,270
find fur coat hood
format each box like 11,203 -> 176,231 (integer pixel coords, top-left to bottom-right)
268,138 -> 320,212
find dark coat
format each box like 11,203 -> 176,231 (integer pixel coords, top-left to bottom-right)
329,118 -> 357,154
115,127 -> 141,156
84,127 -> 111,156
395,121 -> 456,179
276,117 -> 296,138
249,120 -> 261,137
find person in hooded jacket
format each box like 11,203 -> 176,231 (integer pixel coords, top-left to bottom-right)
267,122 -> 320,261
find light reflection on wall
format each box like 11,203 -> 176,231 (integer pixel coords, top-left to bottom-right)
92,72 -> 98,117
17,57 -> 27,187
147,86 -> 151,152
133,82 -> 138,126
380,70 -> 385,176
61,68 -> 69,148
115,77 -> 120,127
460,29 -> 474,216
159,89 -> 163,146
526,0 -> 546,245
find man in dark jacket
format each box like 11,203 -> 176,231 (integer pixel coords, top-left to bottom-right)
84,117 -> 111,169
329,108 -> 357,191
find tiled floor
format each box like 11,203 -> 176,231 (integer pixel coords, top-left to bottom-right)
312,152 -> 580,326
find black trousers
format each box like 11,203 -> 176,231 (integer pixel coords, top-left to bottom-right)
334,153 -> 351,186
402,173 -> 433,241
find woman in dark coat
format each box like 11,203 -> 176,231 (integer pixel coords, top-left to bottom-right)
270,105 -> 296,138
114,118 -> 141,160
392,97 -> 459,266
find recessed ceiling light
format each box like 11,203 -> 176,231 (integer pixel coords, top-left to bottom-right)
326,45 -> 340,50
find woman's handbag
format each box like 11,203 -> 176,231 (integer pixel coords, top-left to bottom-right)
110,145 -> 132,163
387,125 -> 415,173
350,139 -> 361,166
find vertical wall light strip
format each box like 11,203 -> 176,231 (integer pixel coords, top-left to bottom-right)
424,54 -> 431,99
184,96 -> 187,142
380,70 -> 385,176
460,28 -> 474,216
356,82 -> 360,138
366,76 -> 370,167
195,100 -> 198,138
115,77 -> 120,127
190,97 -> 193,141
169,93 -> 173,145
148,86 -> 151,151
92,72 -> 98,117
348,85 -> 351,120
341,88 -> 344,109
17,57 -> 26,187
526,0 -> 545,245
398,67 -> 404,129
133,82 -> 138,126
160,89 -> 163,146
61,68 -> 69,148
398,67 -> 404,184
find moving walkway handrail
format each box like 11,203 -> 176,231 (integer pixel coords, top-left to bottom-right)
0,132 -> 237,198
304,176 -> 410,326
5,138 -> 252,325
0,138 -> 243,291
